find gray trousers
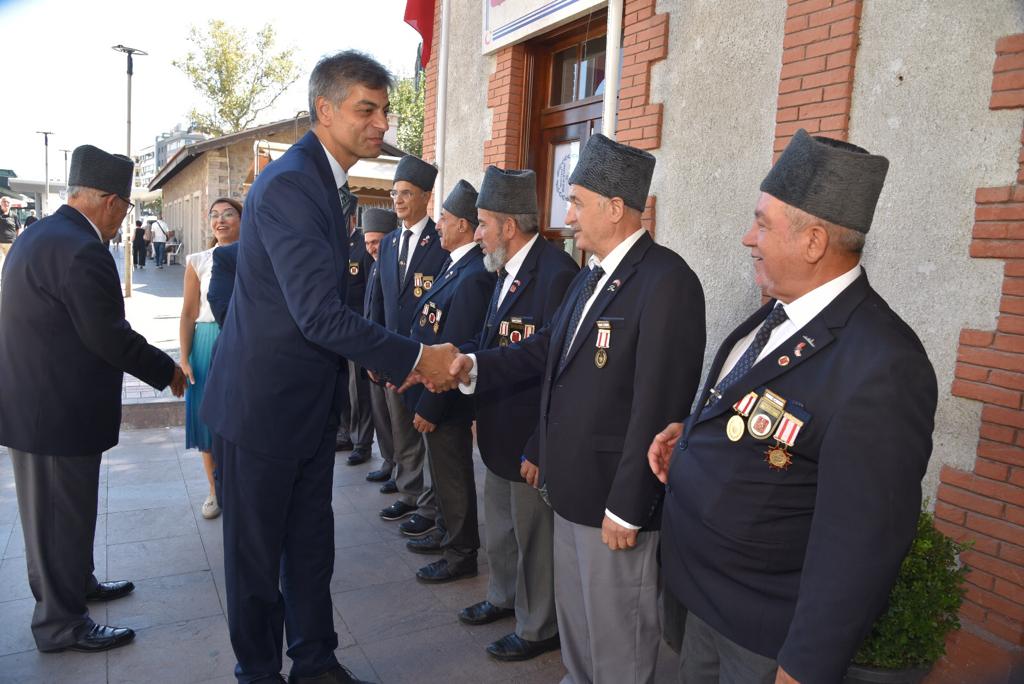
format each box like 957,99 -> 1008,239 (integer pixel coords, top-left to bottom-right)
346,361 -> 373,450
368,380 -> 395,471
483,470 -> 558,641
384,387 -> 435,517
553,513 -> 660,684
678,612 -> 777,684
423,422 -> 477,563
10,449 -> 102,650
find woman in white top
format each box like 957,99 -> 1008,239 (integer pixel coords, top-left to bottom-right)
179,197 -> 241,519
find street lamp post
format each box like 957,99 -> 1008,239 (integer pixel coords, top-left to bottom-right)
59,148 -> 71,192
112,44 -> 147,297
35,131 -> 53,215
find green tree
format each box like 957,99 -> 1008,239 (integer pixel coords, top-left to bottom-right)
391,76 -> 424,157
174,20 -> 300,137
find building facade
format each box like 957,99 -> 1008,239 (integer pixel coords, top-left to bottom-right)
420,0 -> 1024,676
155,124 -> 209,171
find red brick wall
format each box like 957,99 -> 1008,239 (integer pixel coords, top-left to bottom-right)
616,0 -> 668,151
931,34 -> 1024,673
774,0 -> 863,158
420,0 -> 442,165
482,44 -> 528,170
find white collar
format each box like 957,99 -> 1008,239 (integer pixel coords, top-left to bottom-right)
68,205 -> 103,242
447,241 -> 477,266
319,142 -> 349,189
503,233 -> 539,280
781,264 -> 863,329
402,214 -> 430,237
588,228 -> 646,275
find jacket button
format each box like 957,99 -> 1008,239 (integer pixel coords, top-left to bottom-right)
678,440 -> 688,450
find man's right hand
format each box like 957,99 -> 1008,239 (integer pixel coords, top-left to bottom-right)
520,459 -> 540,488
648,422 -> 683,484
169,366 -> 187,398
450,353 -> 473,386
412,343 -> 460,392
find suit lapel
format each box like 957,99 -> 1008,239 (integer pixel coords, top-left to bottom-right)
401,219 -> 438,292
484,238 -> 544,346
423,245 -> 480,304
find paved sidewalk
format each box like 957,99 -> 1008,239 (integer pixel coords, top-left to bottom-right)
0,431 -> 678,683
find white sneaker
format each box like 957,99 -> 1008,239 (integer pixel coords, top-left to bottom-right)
201,494 -> 221,520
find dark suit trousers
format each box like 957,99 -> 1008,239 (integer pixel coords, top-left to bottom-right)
217,429 -> 340,682
679,612 -> 776,684
347,360 -> 373,450
368,380 -> 395,471
10,449 -> 101,651
423,421 -> 478,563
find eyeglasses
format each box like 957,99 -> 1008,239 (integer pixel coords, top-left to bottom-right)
101,193 -> 135,212
389,189 -> 420,201
209,210 -> 239,220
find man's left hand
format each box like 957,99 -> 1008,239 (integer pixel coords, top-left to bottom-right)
775,667 -> 799,684
601,515 -> 638,551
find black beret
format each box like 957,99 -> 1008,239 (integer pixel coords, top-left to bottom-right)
68,145 -> 134,200
568,133 -> 654,212
442,180 -> 479,226
393,155 -> 437,192
476,166 -> 537,215
761,129 -> 889,234
361,208 -> 398,233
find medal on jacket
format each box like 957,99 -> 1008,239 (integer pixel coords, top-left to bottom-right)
727,391 -> 758,442
498,320 -> 510,347
419,302 -> 430,327
524,323 -> 535,339
764,411 -> 804,470
423,275 -> 434,291
432,307 -> 443,334
413,273 -> 424,298
348,260 -> 359,276
508,316 -> 526,344
594,320 -> 611,368
747,389 -> 786,440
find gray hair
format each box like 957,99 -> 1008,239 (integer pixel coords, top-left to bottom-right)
67,186 -> 105,205
785,204 -> 865,255
308,50 -> 393,125
501,212 -> 539,235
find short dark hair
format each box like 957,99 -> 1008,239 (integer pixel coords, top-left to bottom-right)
135,220 -> 142,227
308,50 -> 393,125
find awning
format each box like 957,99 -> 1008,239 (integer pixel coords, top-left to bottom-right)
131,188 -> 162,203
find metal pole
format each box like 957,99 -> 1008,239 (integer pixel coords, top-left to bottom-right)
602,0 -> 624,138
59,149 -> 70,187
35,131 -> 53,215
432,0 -> 451,222
113,45 -> 146,297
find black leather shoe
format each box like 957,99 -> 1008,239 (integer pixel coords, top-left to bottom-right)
365,468 -> 392,483
416,558 -> 477,584
334,438 -> 354,452
42,624 -> 136,653
346,450 -> 370,466
459,600 -> 515,626
486,632 -> 561,661
406,533 -> 444,555
85,580 -> 135,602
379,500 -> 416,521
399,514 -> 436,537
289,665 -> 371,683
379,479 -> 397,494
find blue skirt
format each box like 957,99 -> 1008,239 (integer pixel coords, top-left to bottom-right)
185,321 -> 219,451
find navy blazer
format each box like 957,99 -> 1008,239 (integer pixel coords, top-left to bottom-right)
376,219 -> 448,337
0,205 -> 175,456
363,259 -> 385,324
345,229 -> 373,311
404,244 -> 494,425
660,272 -> 937,683
201,131 -> 420,457
208,242 -> 238,328
463,237 -> 579,481
475,232 -> 706,528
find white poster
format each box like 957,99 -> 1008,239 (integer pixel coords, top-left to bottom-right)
549,140 -> 580,229
483,0 -> 605,54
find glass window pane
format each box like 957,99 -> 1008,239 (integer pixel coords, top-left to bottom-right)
550,47 -> 578,106
579,37 -> 607,99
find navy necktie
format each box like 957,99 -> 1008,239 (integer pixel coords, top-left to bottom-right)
398,229 -> 413,283
484,268 -> 507,335
338,183 -> 356,220
708,304 -> 789,406
439,256 -> 453,276
558,265 -> 605,373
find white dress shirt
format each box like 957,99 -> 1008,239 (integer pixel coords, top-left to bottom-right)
445,241 -> 477,271
497,233 -> 539,308
715,264 -> 863,384
397,214 -> 430,270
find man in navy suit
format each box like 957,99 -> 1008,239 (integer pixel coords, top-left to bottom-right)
337,218 -> 376,465
376,156 -> 449,537
0,145 -> 185,654
208,241 -> 238,328
450,135 -> 706,683
401,180 -> 494,583
201,51 -> 458,684
455,167 -> 578,662
651,130 -> 938,684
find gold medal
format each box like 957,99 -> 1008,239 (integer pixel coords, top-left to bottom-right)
433,322 -> 440,334
765,445 -> 792,470
726,415 -> 745,442
414,286 -> 423,297
348,261 -> 359,276
423,276 -> 433,290
419,314 -> 427,327
499,337 -> 509,347
595,348 -> 608,368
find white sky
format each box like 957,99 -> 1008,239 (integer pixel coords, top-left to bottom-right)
2,0 -> 424,181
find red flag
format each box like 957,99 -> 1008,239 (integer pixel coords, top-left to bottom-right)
404,0 -> 435,69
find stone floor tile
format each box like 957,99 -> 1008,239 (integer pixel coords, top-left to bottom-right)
104,440 -> 179,466
107,504 -> 198,545
106,480 -> 190,514
108,458 -> 183,487
0,556 -> 32,602
0,490 -> 20,526
333,512 -> 388,549
0,597 -> 38,656
333,579 -> 457,643
106,615 -> 235,684
333,459 -> 380,487
106,570 -> 222,631
0,646 -> 108,683
0,522 -> 14,559
330,541 -> 415,594
107,534 -> 209,581
426,569 -> 493,611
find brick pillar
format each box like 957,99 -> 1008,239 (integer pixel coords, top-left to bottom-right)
420,0 -> 442,164
482,44 -> 528,170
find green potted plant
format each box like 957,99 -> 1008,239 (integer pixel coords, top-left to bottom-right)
843,507 -> 970,683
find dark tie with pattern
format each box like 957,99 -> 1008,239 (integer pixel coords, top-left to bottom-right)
439,256 -> 453,277
338,183 -> 357,220
557,265 -> 605,373
398,229 -> 413,284
485,268 -> 507,332
707,303 -> 789,406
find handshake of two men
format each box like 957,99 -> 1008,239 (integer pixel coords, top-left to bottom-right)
405,343 -> 475,394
